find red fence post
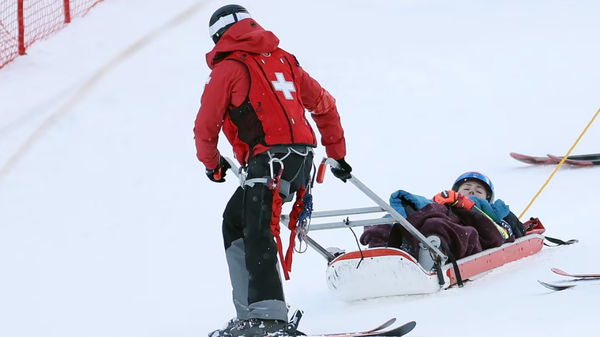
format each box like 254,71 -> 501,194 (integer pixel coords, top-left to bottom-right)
64,0 -> 72,23
17,0 -> 26,55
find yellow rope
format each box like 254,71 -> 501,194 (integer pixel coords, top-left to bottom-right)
0,1 -> 208,181
518,108 -> 600,219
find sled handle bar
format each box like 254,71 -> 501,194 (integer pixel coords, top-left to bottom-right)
223,157 -> 242,178
318,158 -> 448,264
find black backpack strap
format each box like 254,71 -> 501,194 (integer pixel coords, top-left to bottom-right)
503,211 -> 526,238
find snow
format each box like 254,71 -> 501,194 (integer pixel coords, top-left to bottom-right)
1,0 -> 599,336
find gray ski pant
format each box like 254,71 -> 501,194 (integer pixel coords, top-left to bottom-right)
222,149 -> 313,321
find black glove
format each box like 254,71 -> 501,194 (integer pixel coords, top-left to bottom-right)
331,157 -> 352,182
205,156 -> 231,183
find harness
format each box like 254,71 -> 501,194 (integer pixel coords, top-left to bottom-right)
242,146 -> 311,199
238,145 -> 314,280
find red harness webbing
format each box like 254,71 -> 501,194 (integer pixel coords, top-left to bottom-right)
284,187 -> 306,276
268,169 -> 306,280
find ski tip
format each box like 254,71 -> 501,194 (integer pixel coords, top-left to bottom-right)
399,321 -> 417,336
373,318 -> 397,332
550,267 -> 568,276
538,280 -> 575,291
376,320 -> 416,337
384,318 -> 397,329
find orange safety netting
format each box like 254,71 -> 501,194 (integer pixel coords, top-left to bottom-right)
0,0 -> 105,69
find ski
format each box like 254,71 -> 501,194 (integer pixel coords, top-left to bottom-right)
510,152 -> 600,166
551,267 -> 600,279
538,280 -> 576,291
551,153 -> 600,160
283,311 -> 415,337
539,268 -> 600,291
209,318 -> 414,337
546,155 -> 600,167
510,152 -> 559,165
306,321 -> 417,337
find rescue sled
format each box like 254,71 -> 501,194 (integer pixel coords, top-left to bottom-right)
324,233 -> 544,301
295,158 -> 546,301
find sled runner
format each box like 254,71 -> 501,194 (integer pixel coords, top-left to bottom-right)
295,158 -> 546,301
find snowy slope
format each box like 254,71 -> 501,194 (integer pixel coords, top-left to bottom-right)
1,1 -> 599,337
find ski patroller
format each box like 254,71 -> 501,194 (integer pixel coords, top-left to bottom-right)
510,152 -> 600,166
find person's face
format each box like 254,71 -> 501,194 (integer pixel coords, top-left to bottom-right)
457,180 -> 488,200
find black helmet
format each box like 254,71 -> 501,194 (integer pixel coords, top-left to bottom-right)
209,4 -> 251,43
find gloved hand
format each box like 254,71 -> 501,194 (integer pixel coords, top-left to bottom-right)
331,157 -> 352,182
205,156 -> 231,183
433,190 -> 475,209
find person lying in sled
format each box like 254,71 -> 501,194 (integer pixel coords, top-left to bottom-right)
359,172 -> 527,270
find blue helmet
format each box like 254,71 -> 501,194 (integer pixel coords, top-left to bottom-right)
452,171 -> 494,201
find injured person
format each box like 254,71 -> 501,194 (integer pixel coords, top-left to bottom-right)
359,171 -> 527,271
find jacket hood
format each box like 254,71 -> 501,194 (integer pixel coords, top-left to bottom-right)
206,18 -> 280,68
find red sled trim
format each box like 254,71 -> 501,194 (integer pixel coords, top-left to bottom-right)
331,247 -> 418,264
445,234 -> 545,285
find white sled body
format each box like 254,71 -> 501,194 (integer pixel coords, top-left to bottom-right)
326,232 -> 545,301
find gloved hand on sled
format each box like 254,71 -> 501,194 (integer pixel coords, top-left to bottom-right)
331,157 -> 352,182
205,156 -> 231,183
433,190 -> 475,210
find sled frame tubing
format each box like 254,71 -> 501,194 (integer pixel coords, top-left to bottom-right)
224,156 -> 448,265
305,158 -> 447,265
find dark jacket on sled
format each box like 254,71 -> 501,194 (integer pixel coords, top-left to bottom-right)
360,190 -> 526,260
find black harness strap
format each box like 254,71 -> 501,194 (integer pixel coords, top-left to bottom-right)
435,242 -> 463,288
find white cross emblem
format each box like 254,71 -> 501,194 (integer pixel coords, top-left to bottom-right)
271,72 -> 296,100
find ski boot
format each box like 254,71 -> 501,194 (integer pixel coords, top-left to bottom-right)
209,318 -> 304,337
215,318 -> 303,337
418,235 -> 441,272
208,318 -> 240,337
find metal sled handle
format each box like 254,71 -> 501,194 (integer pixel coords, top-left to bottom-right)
223,157 -> 242,178
318,158 -> 448,264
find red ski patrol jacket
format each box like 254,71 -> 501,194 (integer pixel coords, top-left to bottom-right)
194,18 -> 346,169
